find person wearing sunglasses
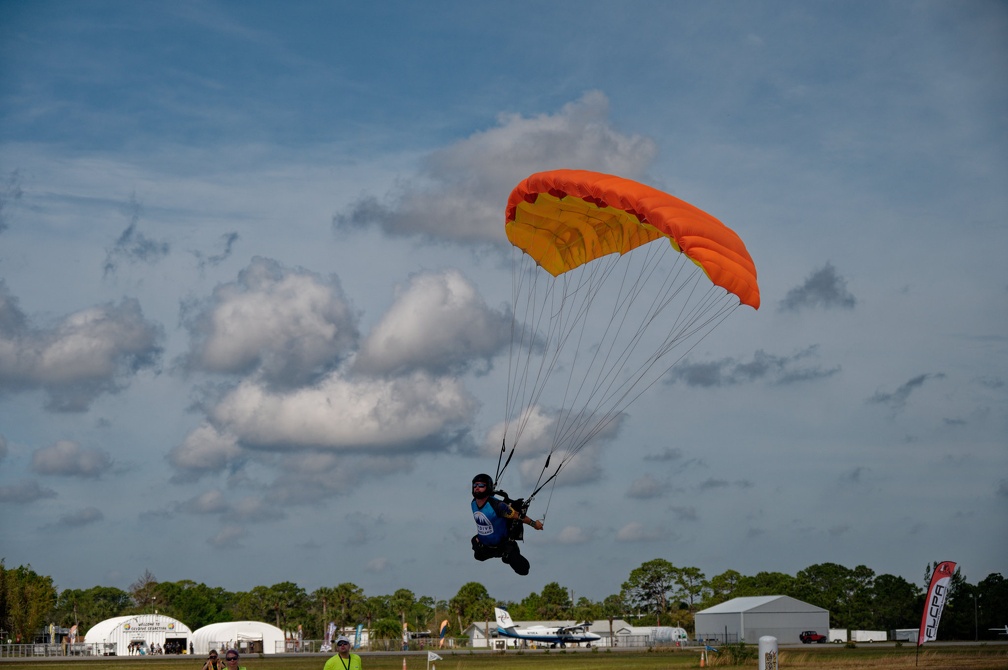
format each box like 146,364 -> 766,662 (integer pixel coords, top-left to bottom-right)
222,650 -> 246,670
470,473 -> 542,575
202,650 -> 223,670
323,635 -> 361,670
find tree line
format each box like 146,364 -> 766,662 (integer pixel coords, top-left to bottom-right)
2,559 -> 1005,644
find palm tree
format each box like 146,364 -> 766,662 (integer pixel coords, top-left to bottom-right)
371,618 -> 403,651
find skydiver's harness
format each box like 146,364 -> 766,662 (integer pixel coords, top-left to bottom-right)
495,490 -> 530,543
492,436 -> 554,541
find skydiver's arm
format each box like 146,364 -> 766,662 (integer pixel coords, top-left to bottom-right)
492,498 -> 543,530
511,508 -> 543,530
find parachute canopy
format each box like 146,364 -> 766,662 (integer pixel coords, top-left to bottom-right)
497,170 -> 759,510
506,169 -> 759,309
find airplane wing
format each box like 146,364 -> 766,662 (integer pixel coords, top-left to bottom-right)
555,622 -> 591,635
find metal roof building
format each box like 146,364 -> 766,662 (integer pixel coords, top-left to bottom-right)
694,595 -> 829,644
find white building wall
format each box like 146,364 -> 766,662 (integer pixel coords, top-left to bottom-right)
743,610 -> 830,644
190,621 -> 285,655
84,614 -> 192,656
694,596 -> 830,645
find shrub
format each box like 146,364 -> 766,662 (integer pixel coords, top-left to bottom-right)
717,641 -> 756,665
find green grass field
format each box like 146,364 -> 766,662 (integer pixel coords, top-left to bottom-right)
2,646 -> 1008,670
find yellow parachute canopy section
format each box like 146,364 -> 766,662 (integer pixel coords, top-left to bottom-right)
505,169 -> 759,309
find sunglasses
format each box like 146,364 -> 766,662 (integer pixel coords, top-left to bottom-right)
337,641 -> 350,647
472,482 -> 487,489
225,657 -> 238,662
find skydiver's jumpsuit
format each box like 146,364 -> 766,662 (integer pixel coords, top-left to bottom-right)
471,496 -> 530,575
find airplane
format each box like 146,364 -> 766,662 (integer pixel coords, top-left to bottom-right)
494,607 -> 602,648
990,625 -> 1008,636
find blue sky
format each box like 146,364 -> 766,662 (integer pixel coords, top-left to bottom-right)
1,1 -> 1006,605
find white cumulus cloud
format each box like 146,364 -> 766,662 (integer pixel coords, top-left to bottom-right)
0,282 -> 163,411
210,371 -> 477,451
181,257 -> 359,386
335,90 -> 657,245
355,269 -> 510,376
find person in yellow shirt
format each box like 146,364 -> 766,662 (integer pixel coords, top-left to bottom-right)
323,636 -> 361,670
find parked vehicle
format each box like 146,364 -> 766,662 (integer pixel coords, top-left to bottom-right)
851,630 -> 887,643
800,630 -> 828,644
829,628 -> 847,643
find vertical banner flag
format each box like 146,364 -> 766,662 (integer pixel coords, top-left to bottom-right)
323,621 -> 335,650
354,623 -> 363,649
918,560 -> 957,646
439,619 -> 449,648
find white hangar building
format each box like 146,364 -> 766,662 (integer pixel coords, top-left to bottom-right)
191,621 -> 286,655
84,613 -> 192,656
694,595 -> 829,644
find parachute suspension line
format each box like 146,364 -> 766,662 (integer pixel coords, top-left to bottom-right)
541,243 -> 741,480
584,294 -> 739,447
514,270 -> 568,443
548,254 -> 624,463
506,249 -> 626,501
548,253 -> 636,466
511,251 -> 620,459
504,251 -> 581,489
505,249 -> 537,436
505,254 -> 561,459
577,285 -> 740,453
547,242 -> 683,469
506,236 -> 746,504
501,248 -> 544,484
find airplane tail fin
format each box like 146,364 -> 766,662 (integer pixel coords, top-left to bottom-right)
495,607 -> 516,633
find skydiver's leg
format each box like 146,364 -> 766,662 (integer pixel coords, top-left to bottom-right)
472,536 -> 503,562
472,535 -> 490,561
501,540 -> 530,576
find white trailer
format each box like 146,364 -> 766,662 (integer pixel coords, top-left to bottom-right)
851,630 -> 886,643
828,628 -> 847,643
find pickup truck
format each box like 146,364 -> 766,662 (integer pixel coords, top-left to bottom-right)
800,630 -> 828,644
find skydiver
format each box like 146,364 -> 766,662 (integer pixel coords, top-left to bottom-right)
470,473 -> 543,575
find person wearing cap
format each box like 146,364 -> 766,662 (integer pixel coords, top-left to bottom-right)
222,649 -> 248,670
323,635 -> 361,670
470,473 -> 542,576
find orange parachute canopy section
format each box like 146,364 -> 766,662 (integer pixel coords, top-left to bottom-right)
505,169 -> 760,309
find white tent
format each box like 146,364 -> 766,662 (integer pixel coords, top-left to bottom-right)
694,595 -> 829,644
191,621 -> 286,655
84,614 -> 192,656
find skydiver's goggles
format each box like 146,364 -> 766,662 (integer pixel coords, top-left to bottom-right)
472,482 -> 488,490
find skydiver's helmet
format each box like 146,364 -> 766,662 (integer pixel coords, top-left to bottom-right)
472,473 -> 494,498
